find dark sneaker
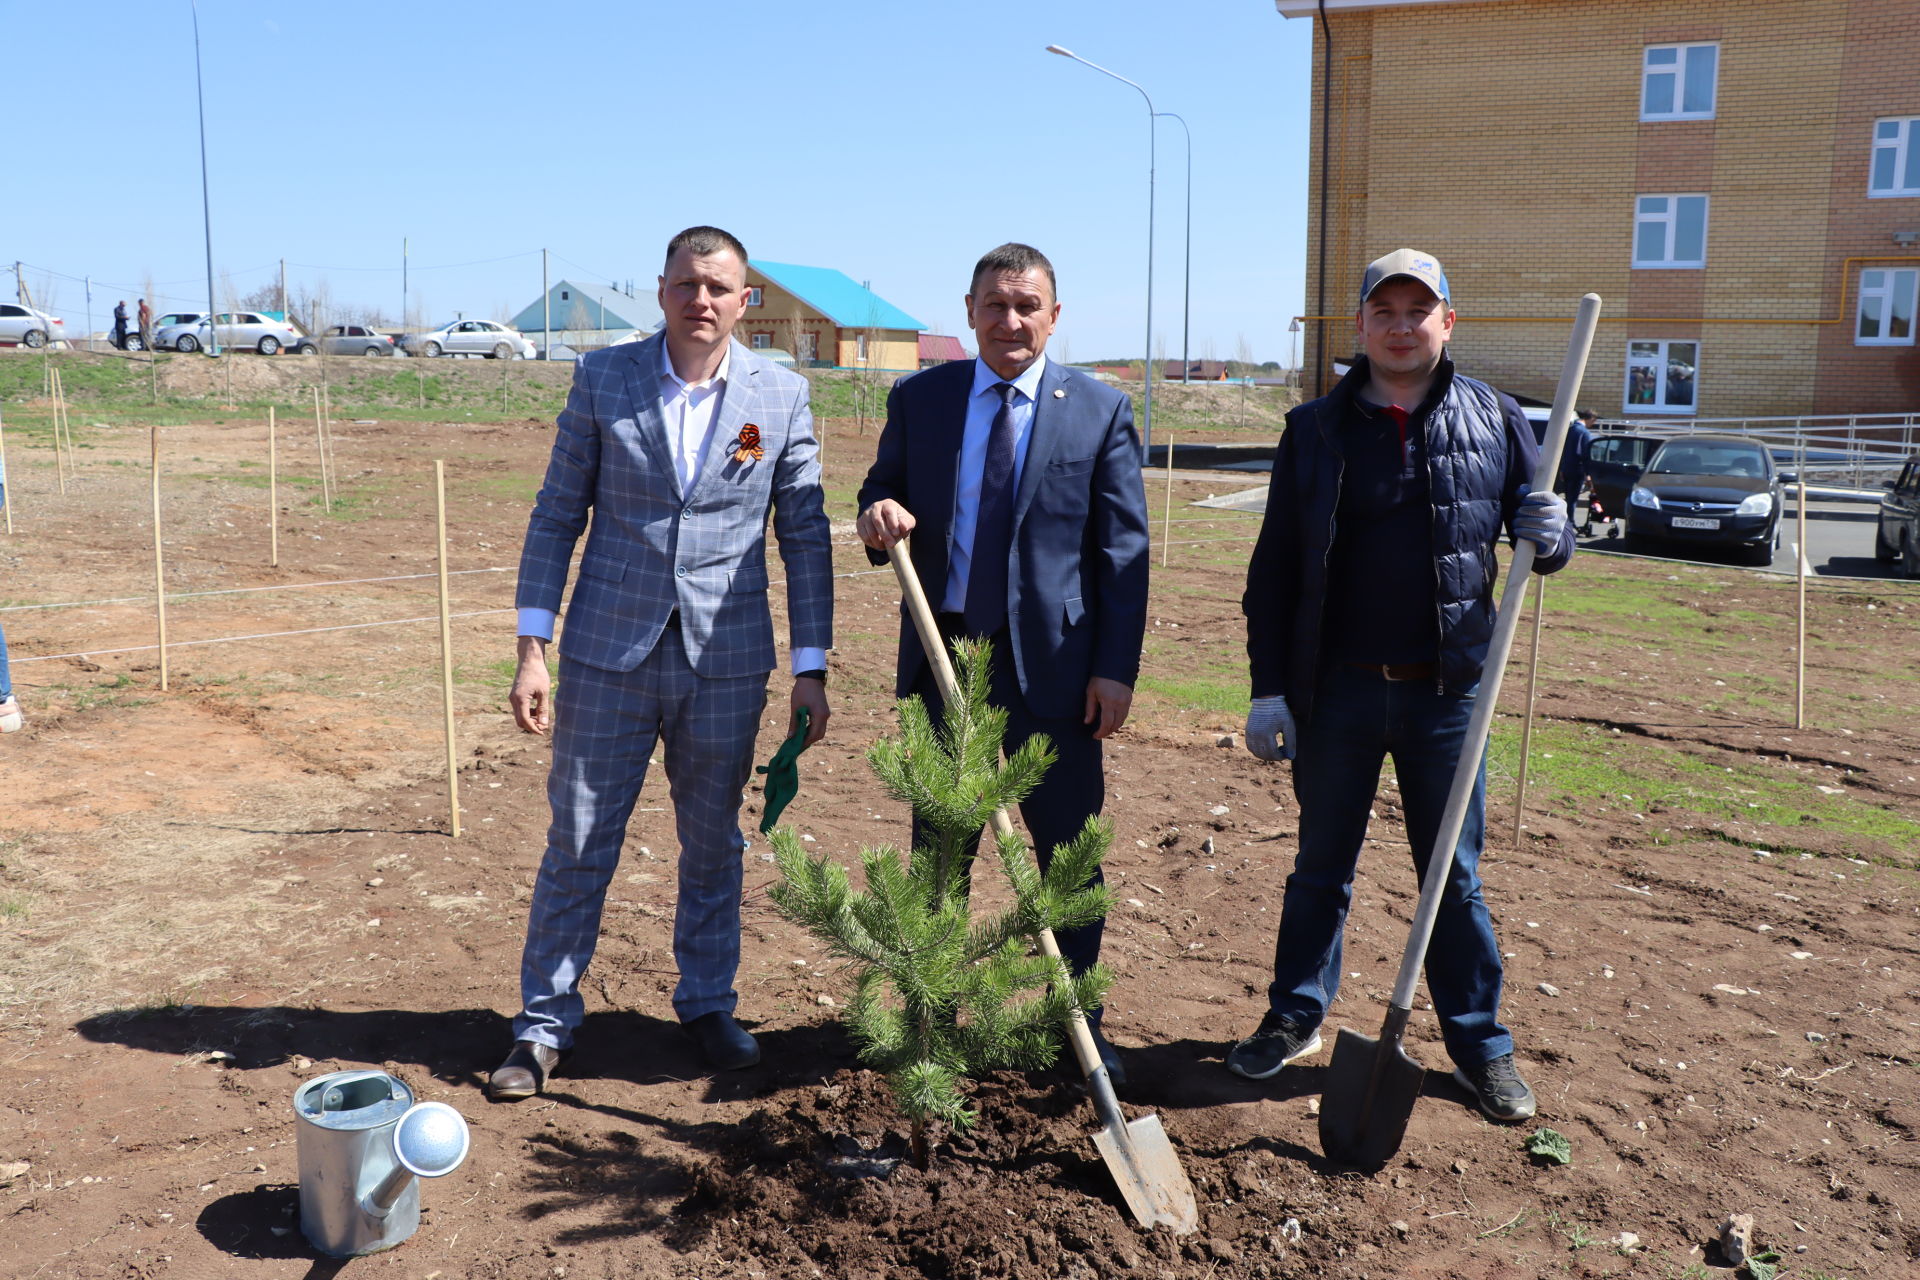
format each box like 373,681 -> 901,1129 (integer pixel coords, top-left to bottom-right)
1453,1053 -> 1537,1122
1226,1012 -> 1324,1080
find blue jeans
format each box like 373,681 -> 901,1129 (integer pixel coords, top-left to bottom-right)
1266,664 -> 1513,1068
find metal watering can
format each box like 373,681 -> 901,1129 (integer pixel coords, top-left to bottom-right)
293,1070 -> 470,1257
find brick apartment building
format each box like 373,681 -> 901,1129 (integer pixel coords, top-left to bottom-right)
1276,0 -> 1920,419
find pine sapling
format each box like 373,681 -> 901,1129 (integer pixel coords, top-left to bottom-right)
770,639 -> 1113,1168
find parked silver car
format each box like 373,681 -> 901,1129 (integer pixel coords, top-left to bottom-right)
156,311 -> 303,355
398,319 -> 535,359
0,303 -> 66,348
314,324 -> 397,357
151,312 -> 204,331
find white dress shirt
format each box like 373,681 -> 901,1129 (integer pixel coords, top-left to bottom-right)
519,341 -> 826,677
942,354 -> 1046,613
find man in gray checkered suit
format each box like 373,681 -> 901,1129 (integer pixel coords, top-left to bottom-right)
490,226 -> 834,1098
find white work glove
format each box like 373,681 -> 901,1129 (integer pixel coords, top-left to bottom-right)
1245,695 -> 1297,763
1513,490 -> 1567,554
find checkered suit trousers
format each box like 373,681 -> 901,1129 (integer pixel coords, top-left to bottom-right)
514,635 -> 769,1047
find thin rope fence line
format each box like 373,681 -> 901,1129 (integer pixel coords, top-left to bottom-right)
9,563 -> 895,667
0,567 -> 512,613
15,609 -> 515,665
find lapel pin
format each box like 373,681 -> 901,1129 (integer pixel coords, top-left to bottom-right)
1053,388 -> 1066,398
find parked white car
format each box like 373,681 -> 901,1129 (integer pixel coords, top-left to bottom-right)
155,312 -> 303,355
314,324 -> 397,357
398,319 -> 535,360
0,303 -> 66,348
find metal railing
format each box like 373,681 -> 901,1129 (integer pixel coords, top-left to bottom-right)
1597,412 -> 1920,490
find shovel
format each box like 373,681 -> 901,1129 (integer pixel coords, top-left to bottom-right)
1319,293 -> 1603,1169
887,542 -> 1198,1234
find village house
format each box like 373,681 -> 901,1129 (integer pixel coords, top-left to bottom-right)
742,262 -> 924,370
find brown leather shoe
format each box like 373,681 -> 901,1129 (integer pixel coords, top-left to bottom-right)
487,1040 -> 564,1100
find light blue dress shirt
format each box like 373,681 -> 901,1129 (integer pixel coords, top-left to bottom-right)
941,354 -> 1046,613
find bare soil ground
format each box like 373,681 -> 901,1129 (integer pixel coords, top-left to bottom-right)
1,366 -> 1917,1280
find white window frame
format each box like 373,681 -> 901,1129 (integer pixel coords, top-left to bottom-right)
795,331 -> 817,363
855,332 -> 868,362
1640,42 -> 1718,121
1623,339 -> 1699,415
1870,117 -> 1920,197
1632,194 -> 1709,268
745,286 -> 764,306
1856,268 -> 1918,346
749,331 -> 772,349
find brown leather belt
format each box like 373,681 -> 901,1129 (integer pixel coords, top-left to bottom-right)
1346,660 -> 1437,682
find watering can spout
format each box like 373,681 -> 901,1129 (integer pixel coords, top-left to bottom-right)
362,1101 -> 469,1220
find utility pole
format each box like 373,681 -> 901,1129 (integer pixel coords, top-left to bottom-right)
279,259 -> 287,317
191,1 -> 218,355
85,276 -> 93,352
402,237 -> 409,330
541,248 -> 550,360
13,261 -> 23,306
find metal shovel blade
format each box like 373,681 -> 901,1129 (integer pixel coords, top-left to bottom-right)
1318,1019 -> 1425,1169
1091,1107 -> 1198,1234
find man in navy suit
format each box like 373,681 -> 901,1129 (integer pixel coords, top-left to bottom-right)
856,242 -> 1150,1081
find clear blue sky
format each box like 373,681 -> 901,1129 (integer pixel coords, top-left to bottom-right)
5,1 -> 1313,363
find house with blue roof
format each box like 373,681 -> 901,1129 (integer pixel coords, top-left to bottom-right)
508,280 -> 661,354
744,261 -> 924,371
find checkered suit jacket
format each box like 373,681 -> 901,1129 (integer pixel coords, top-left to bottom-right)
516,334 -> 833,679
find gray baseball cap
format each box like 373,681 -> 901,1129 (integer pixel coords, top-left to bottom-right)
1360,248 -> 1450,304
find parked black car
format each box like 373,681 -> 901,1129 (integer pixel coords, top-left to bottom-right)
1585,432 -> 1664,534
1625,434 -> 1783,566
1875,453 -> 1920,577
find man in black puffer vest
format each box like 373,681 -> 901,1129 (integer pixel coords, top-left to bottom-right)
1228,249 -> 1574,1123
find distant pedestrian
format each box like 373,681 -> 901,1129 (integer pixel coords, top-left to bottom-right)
137,298 -> 153,350
1527,407 -> 1594,507
111,301 -> 130,351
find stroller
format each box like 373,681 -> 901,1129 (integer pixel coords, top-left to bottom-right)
1577,484 -> 1621,539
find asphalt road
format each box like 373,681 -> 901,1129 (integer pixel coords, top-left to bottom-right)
1576,493 -> 1904,579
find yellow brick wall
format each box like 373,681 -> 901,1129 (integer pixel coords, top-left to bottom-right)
833,332 -> 919,372
1299,0 -> 1918,418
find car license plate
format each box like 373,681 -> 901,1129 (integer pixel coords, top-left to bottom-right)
1671,516 -> 1720,530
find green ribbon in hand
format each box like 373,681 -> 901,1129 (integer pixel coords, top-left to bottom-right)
756,705 -> 811,834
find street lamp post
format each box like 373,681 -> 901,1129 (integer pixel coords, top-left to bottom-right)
191,0 -> 218,357
1156,112 -> 1192,385
1288,317 -> 1302,387
1046,44 -> 1155,460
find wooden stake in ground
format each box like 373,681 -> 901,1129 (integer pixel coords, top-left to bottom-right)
151,426 -> 170,692
1160,430 -> 1176,567
435,459 -> 462,838
0,401 -> 13,534
322,380 -> 339,496
51,369 -> 68,496
1795,467 -> 1808,730
268,406 -> 279,568
312,386 -> 333,511
1511,574 -> 1547,845
57,369 -> 78,478
417,360 -> 426,409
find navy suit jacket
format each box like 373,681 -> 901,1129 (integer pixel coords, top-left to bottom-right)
858,358 -> 1150,720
